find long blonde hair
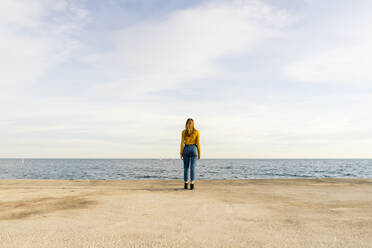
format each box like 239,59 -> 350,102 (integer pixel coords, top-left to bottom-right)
185,118 -> 195,137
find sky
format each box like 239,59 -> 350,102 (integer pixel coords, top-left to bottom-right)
1,0 -> 372,158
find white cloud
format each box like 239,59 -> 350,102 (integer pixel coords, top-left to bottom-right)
0,0 -> 89,87
284,43 -> 372,83
86,0 -> 293,97
283,6 -> 372,83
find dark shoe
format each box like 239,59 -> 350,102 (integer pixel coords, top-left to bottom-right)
184,182 -> 188,189
190,183 -> 194,190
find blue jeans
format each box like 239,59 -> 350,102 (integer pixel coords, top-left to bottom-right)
183,144 -> 198,182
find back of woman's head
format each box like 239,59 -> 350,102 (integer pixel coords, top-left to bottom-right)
185,118 -> 195,136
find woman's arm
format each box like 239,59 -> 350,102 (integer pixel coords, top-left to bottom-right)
196,130 -> 201,160
180,130 -> 185,159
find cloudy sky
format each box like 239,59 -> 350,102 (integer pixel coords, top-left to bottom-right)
1,0 -> 372,158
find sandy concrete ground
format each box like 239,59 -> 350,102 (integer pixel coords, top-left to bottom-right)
0,179 -> 372,248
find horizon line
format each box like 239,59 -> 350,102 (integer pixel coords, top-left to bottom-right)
1,157 -> 372,160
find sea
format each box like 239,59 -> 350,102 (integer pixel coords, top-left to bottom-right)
0,159 -> 371,180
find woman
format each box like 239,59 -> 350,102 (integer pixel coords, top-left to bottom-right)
180,118 -> 201,190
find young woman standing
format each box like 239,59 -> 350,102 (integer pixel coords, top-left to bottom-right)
180,118 -> 201,190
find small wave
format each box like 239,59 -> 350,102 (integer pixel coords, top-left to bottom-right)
135,175 -> 160,179
342,173 -> 356,177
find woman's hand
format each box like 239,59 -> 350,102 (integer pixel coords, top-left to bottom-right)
198,156 -> 200,160
180,154 -> 183,160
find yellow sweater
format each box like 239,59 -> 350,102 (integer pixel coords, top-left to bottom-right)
180,129 -> 201,157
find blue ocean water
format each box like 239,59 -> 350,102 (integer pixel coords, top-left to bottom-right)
0,159 -> 371,180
